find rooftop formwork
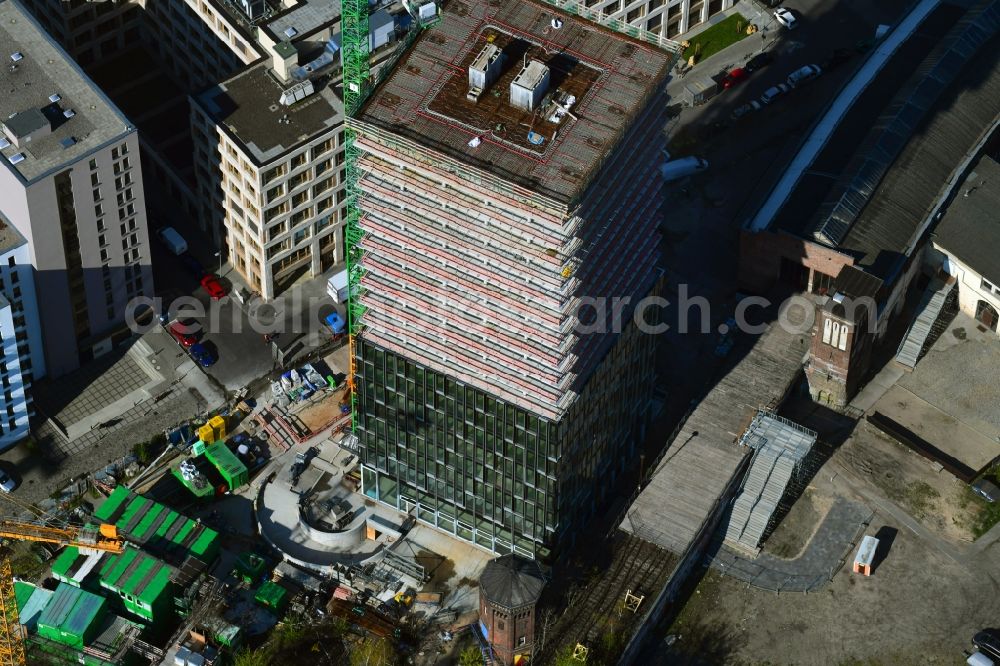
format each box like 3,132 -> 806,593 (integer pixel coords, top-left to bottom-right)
355,0 -> 679,206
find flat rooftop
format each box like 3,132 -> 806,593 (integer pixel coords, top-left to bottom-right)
622,319 -> 809,555
933,155 -> 1000,287
355,0 -> 674,204
0,0 -> 131,183
198,62 -> 344,164
266,0 -> 340,43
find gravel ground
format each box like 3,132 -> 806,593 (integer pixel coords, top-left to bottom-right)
2,385 -> 211,505
898,313 -> 1000,435
664,522 -> 1000,665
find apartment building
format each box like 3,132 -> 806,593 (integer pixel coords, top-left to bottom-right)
545,0 -> 735,39
192,64 -> 347,299
349,0 -> 679,559
191,0 -> 411,298
0,0 -> 154,376
0,218 -> 44,450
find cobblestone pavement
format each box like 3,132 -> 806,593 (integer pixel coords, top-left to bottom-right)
709,497 -> 874,591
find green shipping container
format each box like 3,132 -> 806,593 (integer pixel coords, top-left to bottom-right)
203,441 -> 248,490
98,547 -> 173,622
36,584 -> 106,650
253,581 -> 289,613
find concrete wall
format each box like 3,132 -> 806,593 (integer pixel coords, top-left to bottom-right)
931,243 -> 1000,334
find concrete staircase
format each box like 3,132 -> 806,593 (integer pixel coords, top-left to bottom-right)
724,447 -> 796,553
895,280 -> 957,369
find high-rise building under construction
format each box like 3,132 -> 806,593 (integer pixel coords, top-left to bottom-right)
349,0 -> 678,559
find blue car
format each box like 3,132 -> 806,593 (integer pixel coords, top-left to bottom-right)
189,342 -> 215,367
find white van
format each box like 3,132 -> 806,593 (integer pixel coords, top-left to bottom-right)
787,64 -> 822,88
156,227 -> 188,255
660,156 -> 709,181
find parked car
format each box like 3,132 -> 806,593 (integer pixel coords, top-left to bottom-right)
759,83 -> 791,104
973,629 -> 1000,660
660,156 -> 709,181
189,343 -> 215,367
773,7 -> 797,29
971,478 -> 999,503
178,253 -> 205,278
200,274 -> 227,300
156,227 -> 188,255
823,48 -> 855,70
730,100 -> 762,120
745,52 -> 774,73
167,320 -> 200,348
787,64 -> 822,88
0,471 -> 16,493
722,67 -> 748,89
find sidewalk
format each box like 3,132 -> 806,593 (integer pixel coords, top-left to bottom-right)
667,1 -> 778,99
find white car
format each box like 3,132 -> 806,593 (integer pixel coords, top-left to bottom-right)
0,471 -> 16,493
759,83 -> 791,105
773,8 -> 797,29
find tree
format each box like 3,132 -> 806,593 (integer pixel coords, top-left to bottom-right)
459,646 -> 483,666
232,647 -> 270,666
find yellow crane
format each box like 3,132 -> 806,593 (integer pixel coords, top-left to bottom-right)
0,494 -> 125,666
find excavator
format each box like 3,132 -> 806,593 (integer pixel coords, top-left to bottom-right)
0,492 -> 125,666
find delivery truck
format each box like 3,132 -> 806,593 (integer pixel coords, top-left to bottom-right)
327,269 -> 349,303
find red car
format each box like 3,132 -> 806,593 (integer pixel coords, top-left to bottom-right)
723,67 -> 748,89
168,320 -> 199,348
200,274 -> 227,300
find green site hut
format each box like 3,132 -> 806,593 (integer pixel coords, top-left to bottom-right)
254,581 -> 289,613
97,546 -> 174,622
36,583 -> 107,650
203,441 -> 248,490
94,486 -> 221,564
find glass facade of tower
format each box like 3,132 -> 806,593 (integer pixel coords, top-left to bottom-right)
356,340 -> 560,559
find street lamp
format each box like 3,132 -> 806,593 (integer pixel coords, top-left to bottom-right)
214,251 -> 224,274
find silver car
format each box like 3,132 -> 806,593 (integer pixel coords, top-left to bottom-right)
759,83 -> 791,105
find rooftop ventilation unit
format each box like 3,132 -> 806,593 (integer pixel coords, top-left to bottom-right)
63,109 -> 75,119
10,52 -> 22,62
510,60 -> 550,112
279,79 -> 315,106
284,27 -> 298,39
8,153 -> 25,165
238,0 -> 267,20
0,138 -> 9,150
60,137 -> 76,149
49,93 -> 61,103
467,43 -> 503,102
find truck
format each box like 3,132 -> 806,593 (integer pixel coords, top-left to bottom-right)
327,269 -> 349,303
156,226 -> 188,255
660,156 -> 709,181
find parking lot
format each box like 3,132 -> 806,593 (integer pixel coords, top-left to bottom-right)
149,220 -> 345,394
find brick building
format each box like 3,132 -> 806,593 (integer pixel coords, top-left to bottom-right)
478,554 -> 545,665
739,2 -> 1000,406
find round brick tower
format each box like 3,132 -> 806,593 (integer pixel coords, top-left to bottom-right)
478,554 -> 545,665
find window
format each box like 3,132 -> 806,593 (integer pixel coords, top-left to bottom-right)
518,636 -> 526,646
94,204 -> 103,217
91,172 -> 100,187
497,620 -> 504,631
983,277 -> 997,293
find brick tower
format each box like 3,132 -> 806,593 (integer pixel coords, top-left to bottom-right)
478,554 -> 545,665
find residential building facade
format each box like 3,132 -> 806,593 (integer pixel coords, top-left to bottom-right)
0,220 -> 44,449
0,0 -> 154,376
